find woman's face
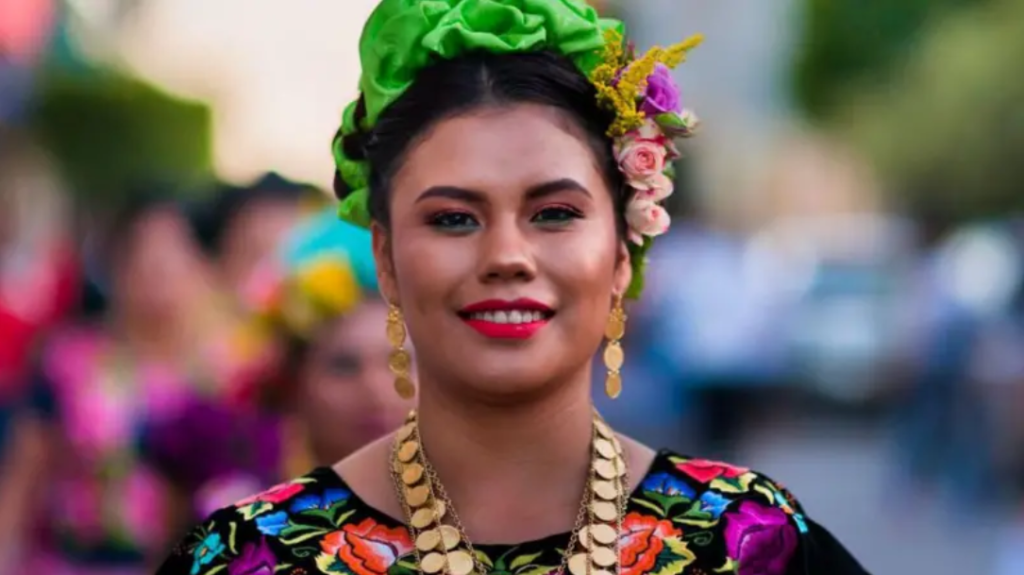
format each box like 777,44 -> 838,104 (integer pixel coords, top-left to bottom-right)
115,209 -> 210,319
298,300 -> 412,460
374,104 -> 631,402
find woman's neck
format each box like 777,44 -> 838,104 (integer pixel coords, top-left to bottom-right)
414,373 -> 595,543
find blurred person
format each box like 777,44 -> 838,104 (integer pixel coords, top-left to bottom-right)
0,192 -> 232,574
142,208 -> 411,518
158,2 -> 865,574
0,132 -> 79,568
199,172 -> 317,300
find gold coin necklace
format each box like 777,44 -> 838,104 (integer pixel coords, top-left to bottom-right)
388,410 -> 629,575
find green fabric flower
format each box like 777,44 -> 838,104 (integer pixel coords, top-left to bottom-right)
333,0 -> 622,209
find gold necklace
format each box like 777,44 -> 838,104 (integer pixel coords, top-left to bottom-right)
388,410 -> 629,575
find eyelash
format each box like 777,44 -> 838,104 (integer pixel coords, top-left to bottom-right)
425,205 -> 584,231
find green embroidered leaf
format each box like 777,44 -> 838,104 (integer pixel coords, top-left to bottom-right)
714,557 -> 738,573
649,538 -> 696,575
204,566 -> 227,575
390,560 -> 420,575
509,552 -> 544,571
238,501 -> 273,521
673,501 -> 719,528
277,523 -> 322,538
315,553 -> 342,573
228,522 -> 238,554
280,528 -> 330,546
273,564 -> 293,573
710,473 -> 754,494
645,491 -> 693,514
475,550 -> 495,568
298,508 -> 335,524
632,496 -> 667,516
333,509 -> 356,527
518,565 -> 558,575
683,531 -> 715,547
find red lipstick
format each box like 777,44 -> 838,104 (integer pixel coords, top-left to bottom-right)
459,298 -> 553,340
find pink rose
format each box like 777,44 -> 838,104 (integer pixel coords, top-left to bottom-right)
616,138 -> 666,186
631,172 -> 673,202
625,199 -> 671,245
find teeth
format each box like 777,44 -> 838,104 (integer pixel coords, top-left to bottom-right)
470,310 -> 545,324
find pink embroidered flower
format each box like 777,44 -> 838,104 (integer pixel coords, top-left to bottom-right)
723,500 -> 799,575
675,458 -> 750,484
625,199 -> 671,245
234,480 -> 306,507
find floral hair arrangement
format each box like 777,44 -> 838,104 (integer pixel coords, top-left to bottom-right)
332,0 -> 701,298
591,29 -> 702,297
242,208 -> 378,338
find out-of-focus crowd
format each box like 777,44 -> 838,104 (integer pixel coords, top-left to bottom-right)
0,132 -> 414,574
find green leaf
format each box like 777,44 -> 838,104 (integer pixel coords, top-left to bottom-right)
228,522 -> 238,554
648,538 -> 696,575
475,550 -> 495,568
631,496 -> 667,516
280,528 -> 330,546
334,509 -> 356,527
518,566 -> 559,575
654,113 -> 686,128
509,552 -> 544,571
298,508 -> 336,523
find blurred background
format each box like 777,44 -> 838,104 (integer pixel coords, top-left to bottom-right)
2,0 -> 1024,573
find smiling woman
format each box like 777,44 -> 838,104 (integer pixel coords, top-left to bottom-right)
156,2 -> 868,575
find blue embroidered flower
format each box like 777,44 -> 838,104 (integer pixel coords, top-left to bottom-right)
642,472 -> 696,498
289,487 -> 350,513
191,532 -> 226,574
255,511 -> 289,536
698,491 -> 730,519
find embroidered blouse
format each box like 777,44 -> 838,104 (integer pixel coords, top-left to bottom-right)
156,450 -> 867,575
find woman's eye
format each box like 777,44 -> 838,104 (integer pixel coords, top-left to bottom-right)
428,211 -> 479,231
532,205 -> 583,224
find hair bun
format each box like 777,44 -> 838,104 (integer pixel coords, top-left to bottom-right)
332,96 -> 371,201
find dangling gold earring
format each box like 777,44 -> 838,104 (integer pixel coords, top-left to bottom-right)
603,294 -> 626,399
386,304 -> 415,400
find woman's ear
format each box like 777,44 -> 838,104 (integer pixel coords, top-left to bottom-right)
371,221 -> 399,305
612,240 -> 633,299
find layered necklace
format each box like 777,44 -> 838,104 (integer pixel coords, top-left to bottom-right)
388,410 -> 629,575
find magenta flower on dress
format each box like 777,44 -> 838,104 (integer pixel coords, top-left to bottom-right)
723,500 -> 799,575
228,537 -> 277,575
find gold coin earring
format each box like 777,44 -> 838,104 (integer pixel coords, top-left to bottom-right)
603,294 -> 626,399
386,304 -> 416,400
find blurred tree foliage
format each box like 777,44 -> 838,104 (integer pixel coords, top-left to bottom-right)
29,65 -> 212,206
833,0 -> 1024,224
792,0 -> 984,119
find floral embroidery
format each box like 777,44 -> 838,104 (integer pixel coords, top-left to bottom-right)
722,501 -> 799,575
191,532 -> 226,575
619,512 -> 694,575
227,538 -> 277,575
235,480 -> 307,507
316,518 -> 413,575
159,452 -> 822,575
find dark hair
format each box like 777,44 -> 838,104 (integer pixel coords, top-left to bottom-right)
104,187 -> 189,268
199,172 -> 314,255
334,50 -> 627,232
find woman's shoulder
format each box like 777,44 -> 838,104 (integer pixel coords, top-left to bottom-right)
156,467 -> 356,575
634,450 -> 811,572
637,449 -> 871,574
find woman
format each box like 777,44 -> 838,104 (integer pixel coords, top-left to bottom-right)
10,194 -> 230,574
152,208 -> 413,517
158,2 -> 867,574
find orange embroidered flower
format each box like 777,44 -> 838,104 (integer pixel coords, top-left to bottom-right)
619,512 -> 683,575
320,518 -> 413,575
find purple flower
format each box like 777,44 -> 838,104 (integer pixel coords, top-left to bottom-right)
228,537 -> 277,575
641,64 -> 682,116
723,500 -> 799,575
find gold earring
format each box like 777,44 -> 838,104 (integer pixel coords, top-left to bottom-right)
386,304 -> 415,400
603,294 -> 626,399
